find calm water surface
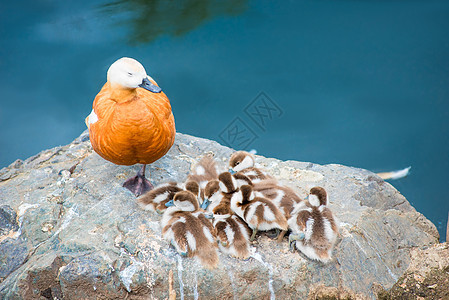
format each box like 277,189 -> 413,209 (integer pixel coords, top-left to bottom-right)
1,0 -> 448,241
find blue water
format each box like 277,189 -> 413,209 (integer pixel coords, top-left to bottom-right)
1,0 -> 448,241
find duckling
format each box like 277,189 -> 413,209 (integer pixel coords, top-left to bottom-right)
233,172 -> 303,241
161,191 -> 218,269
137,181 -> 182,213
86,57 -> 176,197
212,204 -> 252,259
230,185 -> 288,241
187,154 -> 220,204
201,172 -> 238,212
202,180 -> 221,212
138,180 -> 201,214
288,187 -> 339,263
188,154 -> 220,189
228,151 -> 274,183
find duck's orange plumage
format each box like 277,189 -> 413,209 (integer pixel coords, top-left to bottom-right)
87,81 -> 175,165
86,57 -> 175,195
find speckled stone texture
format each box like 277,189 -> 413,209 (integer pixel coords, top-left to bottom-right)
0,130 -> 440,299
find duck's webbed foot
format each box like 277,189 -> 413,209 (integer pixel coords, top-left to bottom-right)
288,232 -> 305,252
266,228 -> 280,239
123,164 -> 154,197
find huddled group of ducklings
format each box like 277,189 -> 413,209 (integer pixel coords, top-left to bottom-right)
137,151 -> 339,269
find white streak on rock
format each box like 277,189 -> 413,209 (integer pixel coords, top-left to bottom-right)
193,272 -> 199,300
177,254 -> 185,300
17,203 -> 39,217
251,252 -> 275,300
120,262 -> 139,292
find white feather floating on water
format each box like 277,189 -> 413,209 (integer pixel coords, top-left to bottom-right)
377,166 -> 411,180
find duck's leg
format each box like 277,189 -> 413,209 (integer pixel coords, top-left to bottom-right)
123,164 -> 154,196
250,228 -> 258,241
276,229 -> 288,243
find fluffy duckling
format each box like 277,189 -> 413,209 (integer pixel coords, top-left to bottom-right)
228,151 -> 274,183
230,185 -> 288,241
188,155 -> 219,188
161,191 -> 218,269
201,172 -> 238,212
137,182 -> 182,213
86,57 -> 176,197
233,172 -> 303,241
138,180 -> 200,214
187,154 -> 220,203
202,180 -> 221,212
212,204 -> 252,259
288,187 -> 339,263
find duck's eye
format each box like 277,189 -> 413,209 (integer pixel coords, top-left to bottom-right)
235,161 -> 240,165
127,72 -> 133,77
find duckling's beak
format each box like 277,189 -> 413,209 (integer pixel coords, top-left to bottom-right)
139,77 -> 162,93
228,168 -> 236,174
204,212 -> 214,219
165,200 -> 174,207
200,198 -> 211,210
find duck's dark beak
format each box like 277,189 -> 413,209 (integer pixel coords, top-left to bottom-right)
139,77 -> 162,93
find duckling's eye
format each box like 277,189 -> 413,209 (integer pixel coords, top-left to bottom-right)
127,72 -> 133,77
235,161 -> 240,165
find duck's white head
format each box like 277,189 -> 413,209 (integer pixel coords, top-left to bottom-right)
107,57 -> 161,93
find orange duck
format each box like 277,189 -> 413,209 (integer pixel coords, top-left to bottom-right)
85,57 -> 175,196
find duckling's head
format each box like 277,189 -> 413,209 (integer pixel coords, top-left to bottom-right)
107,57 -> 161,93
229,151 -> 255,173
230,184 -> 255,207
169,191 -> 199,212
233,172 -> 253,187
202,180 -> 220,210
308,187 -> 327,207
185,180 -> 200,198
218,172 -> 238,194
204,180 -> 220,199
212,202 -> 232,216
240,185 -> 255,203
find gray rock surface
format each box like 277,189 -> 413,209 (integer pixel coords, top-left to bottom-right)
0,130 -> 439,299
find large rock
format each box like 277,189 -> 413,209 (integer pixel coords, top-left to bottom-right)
377,242 -> 449,299
0,131 -> 439,299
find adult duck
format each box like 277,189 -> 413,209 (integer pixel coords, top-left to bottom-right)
86,57 -> 175,196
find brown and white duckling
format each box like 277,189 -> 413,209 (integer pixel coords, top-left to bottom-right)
228,151 -> 274,183
233,172 -> 303,241
212,204 -> 252,259
288,187 -> 339,263
230,185 -> 288,241
187,154 -> 220,202
137,181 -> 183,213
138,180 -> 200,214
161,191 -> 218,269
188,154 -> 220,187
201,172 -> 238,212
